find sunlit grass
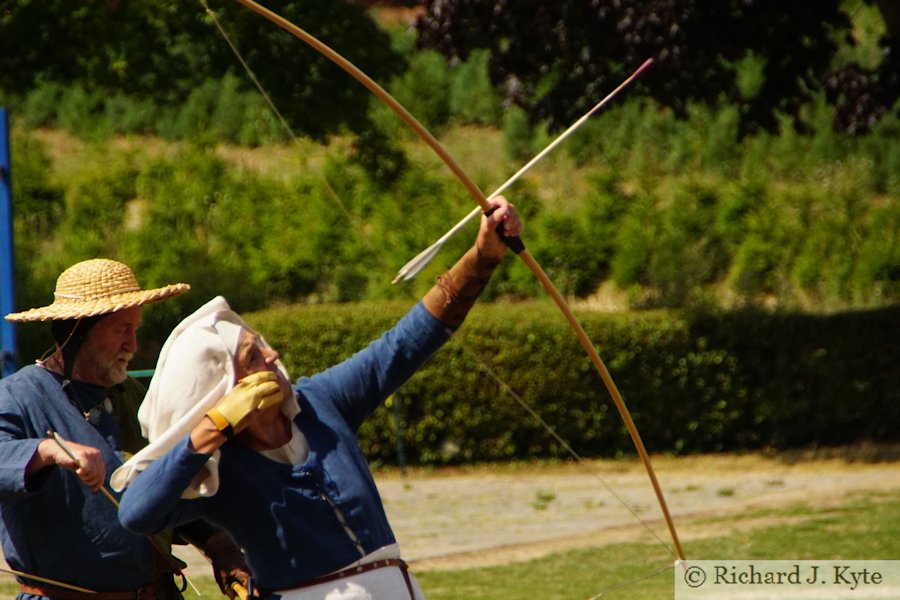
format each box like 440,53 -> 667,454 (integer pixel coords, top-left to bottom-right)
415,492 -> 900,600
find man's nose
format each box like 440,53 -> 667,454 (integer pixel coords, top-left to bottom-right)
124,331 -> 138,353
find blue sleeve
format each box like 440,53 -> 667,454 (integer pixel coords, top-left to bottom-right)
301,302 -> 454,432
0,383 -> 48,501
0,435 -> 43,500
118,435 -> 213,535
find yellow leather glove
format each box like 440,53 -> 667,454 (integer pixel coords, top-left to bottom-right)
206,371 -> 284,437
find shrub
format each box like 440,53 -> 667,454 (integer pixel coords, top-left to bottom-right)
501,106 -> 539,162
448,50 -> 504,126
387,49 -> 451,132
243,301 -> 900,464
20,80 -> 68,127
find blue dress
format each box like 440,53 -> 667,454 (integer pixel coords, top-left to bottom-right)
119,302 -> 453,591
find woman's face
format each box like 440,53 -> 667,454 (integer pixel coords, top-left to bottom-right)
233,328 -> 293,408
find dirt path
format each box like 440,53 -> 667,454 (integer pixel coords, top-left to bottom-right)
378,452 -> 900,570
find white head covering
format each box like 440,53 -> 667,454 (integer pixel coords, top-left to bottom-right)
111,296 -> 301,497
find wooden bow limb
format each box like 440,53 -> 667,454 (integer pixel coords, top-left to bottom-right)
393,58 -> 654,283
0,566 -> 97,594
232,0 -> 685,562
47,432 -> 203,596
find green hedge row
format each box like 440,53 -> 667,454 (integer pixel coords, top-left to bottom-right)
244,300 -> 900,465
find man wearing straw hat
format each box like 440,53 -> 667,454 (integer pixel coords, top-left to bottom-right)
0,258 -> 251,599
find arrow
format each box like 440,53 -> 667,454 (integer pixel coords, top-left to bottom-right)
392,58 -> 654,283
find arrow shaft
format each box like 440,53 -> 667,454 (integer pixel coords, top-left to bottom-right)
493,58 -> 653,199
394,59 -> 653,282
50,431 -> 121,507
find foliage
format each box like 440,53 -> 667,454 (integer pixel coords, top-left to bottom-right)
244,301 -> 900,464
501,106 -> 541,163
383,42 -> 504,132
416,0 -> 900,137
6,130 -> 66,361
0,0 -> 405,141
447,49 -> 504,127
387,47 -> 452,133
161,73 -> 286,146
4,9 -> 898,408
6,85 -> 899,363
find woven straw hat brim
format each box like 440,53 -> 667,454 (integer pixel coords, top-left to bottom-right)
5,283 -> 190,322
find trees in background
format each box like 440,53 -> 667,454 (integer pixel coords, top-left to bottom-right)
2,0 -> 897,327
416,0 -> 900,137
5,1 -> 897,142
0,0 -> 404,141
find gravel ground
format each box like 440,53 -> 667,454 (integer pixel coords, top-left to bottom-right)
379,453 -> 900,570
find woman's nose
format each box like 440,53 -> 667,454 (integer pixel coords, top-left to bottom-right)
263,348 -> 279,365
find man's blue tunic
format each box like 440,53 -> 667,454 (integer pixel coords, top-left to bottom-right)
0,365 -> 157,596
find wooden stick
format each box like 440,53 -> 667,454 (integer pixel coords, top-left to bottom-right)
47,432 -> 203,596
0,566 -> 97,594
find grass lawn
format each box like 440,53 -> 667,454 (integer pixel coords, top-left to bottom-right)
2,491 -> 897,598
416,491 -> 900,600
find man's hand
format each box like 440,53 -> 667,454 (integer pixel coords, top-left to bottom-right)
208,371 -> 284,435
28,438 -> 106,492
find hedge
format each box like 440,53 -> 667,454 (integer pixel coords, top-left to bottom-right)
244,300 -> 900,466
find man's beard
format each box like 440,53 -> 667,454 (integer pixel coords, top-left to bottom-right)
98,353 -> 133,386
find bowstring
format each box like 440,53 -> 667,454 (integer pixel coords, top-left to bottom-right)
201,0 -> 294,138
199,0 -> 362,235
459,342 -> 678,558
200,2 -> 681,595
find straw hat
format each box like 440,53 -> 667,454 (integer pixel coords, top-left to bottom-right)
4,258 -> 190,322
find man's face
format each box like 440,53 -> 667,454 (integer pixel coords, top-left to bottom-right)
72,307 -> 141,387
